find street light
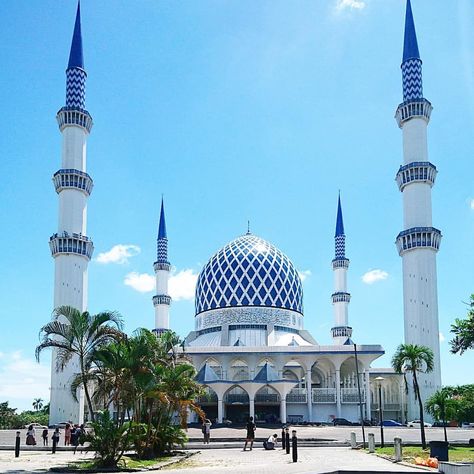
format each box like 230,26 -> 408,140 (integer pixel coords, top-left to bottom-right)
374,376 -> 385,448
353,342 -> 366,449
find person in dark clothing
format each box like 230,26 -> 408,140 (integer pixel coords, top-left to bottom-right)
243,416 -> 256,451
42,428 -> 49,446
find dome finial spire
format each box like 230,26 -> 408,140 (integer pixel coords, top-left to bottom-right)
68,1 -> 84,70
335,193 -> 345,238
247,220 -> 251,235
403,0 -> 420,63
158,197 -> 167,240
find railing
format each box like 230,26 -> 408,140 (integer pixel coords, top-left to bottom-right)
255,393 -> 280,403
341,388 -> 365,404
312,388 -> 336,404
287,388 -> 307,404
225,394 -> 249,404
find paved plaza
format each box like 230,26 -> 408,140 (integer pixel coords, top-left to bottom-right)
0,447 -> 421,474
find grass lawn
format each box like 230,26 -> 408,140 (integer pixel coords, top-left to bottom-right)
65,454 -> 173,471
375,446 -> 474,463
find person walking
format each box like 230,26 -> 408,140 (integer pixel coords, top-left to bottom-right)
202,418 -> 212,444
41,428 -> 49,446
71,425 -> 81,454
26,425 -> 36,446
243,416 -> 256,451
64,423 -> 71,446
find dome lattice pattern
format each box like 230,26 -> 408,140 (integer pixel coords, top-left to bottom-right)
195,234 -> 303,315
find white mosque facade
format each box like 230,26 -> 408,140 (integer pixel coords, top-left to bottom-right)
48,0 -> 440,425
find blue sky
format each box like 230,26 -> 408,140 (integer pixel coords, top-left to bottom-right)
0,0 -> 473,412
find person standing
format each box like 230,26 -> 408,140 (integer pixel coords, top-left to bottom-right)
71,425 -> 81,454
202,419 -> 212,444
243,416 -> 256,451
64,423 -> 71,446
41,428 -> 49,446
26,425 -> 36,446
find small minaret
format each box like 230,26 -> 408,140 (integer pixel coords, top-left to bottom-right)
152,199 -> 171,334
331,195 -> 352,344
395,0 -> 442,418
49,1 -> 94,425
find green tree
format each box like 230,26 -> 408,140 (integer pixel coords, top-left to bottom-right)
450,295 -> 474,354
36,305 -> 124,422
426,388 -> 457,442
0,402 -> 17,429
32,398 -> 43,412
392,343 -> 434,449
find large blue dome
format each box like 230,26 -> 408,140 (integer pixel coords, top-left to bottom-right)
195,234 -> 303,316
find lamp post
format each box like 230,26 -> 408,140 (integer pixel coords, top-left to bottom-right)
353,342 -> 366,449
375,376 -> 385,448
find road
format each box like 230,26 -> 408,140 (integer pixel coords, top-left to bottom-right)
1,426 -> 473,447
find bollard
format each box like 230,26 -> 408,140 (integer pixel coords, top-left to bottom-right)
285,428 -> 290,454
15,431 -> 20,458
292,430 -> 298,463
350,431 -> 357,449
394,437 -> 402,462
281,426 -> 286,450
368,433 -> 375,453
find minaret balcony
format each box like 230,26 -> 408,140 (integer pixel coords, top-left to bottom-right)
49,232 -> 94,259
395,98 -> 432,128
331,292 -> 351,304
57,106 -> 93,133
53,169 -> 93,196
153,294 -> 172,306
154,261 -> 171,272
331,326 -> 353,338
396,227 -> 441,256
396,162 -> 437,191
332,258 -> 350,270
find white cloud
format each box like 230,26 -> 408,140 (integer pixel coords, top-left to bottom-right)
439,332 -> 446,343
96,244 -> 141,264
169,269 -> 199,301
124,271 -> 155,293
362,269 -> 389,284
336,0 -> 366,11
0,351 -> 50,411
298,270 -> 312,282
469,198 -> 474,210
124,268 -> 199,301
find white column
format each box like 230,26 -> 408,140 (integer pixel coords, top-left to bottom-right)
306,369 -> 313,422
249,398 -> 255,420
365,370 -> 371,420
280,398 -> 287,424
335,369 -> 341,417
217,398 -> 224,423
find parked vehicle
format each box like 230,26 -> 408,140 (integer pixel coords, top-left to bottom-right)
333,418 -> 353,426
407,419 -> 432,428
23,422 -> 48,430
382,419 -> 403,427
461,422 -> 474,428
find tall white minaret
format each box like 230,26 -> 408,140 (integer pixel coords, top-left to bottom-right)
153,199 -> 171,334
395,0 -> 442,417
331,195 -> 353,345
48,2 -> 93,425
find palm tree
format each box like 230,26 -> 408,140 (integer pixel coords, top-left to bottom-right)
32,398 -> 43,412
36,305 -> 124,422
392,343 -> 434,449
426,388 -> 457,443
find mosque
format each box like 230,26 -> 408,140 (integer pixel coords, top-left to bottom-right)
47,0 -> 441,425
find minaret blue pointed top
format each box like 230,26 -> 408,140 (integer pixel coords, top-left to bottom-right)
402,0 -> 420,63
158,198 -> 167,240
335,194 -> 345,237
68,2 -> 84,69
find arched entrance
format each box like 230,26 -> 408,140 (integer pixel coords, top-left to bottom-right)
255,385 -> 281,423
224,385 -> 249,423
199,386 -> 218,422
